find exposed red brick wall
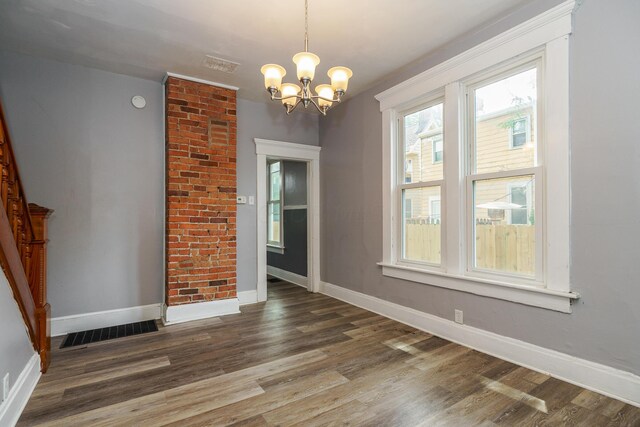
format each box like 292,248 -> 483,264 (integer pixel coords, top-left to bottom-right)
165,76 -> 237,306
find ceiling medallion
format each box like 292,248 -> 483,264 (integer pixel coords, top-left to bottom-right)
260,0 -> 353,116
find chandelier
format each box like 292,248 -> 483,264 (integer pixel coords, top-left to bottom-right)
260,0 -> 353,116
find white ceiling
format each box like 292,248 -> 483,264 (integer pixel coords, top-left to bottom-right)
0,0 -> 530,101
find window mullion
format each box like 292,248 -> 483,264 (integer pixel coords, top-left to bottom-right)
443,82 -> 463,275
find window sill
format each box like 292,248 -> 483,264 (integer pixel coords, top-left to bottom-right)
267,245 -> 285,254
377,262 -> 579,313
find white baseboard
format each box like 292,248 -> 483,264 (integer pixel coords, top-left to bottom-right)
51,304 -> 163,337
267,265 -> 308,288
320,281 -> 640,408
238,290 -> 258,305
162,298 -> 240,325
0,353 -> 41,427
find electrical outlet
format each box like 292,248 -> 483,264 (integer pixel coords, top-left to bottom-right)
236,195 -> 247,204
454,309 -> 463,324
2,373 -> 9,402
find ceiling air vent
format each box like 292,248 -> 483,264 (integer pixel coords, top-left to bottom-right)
202,55 -> 239,74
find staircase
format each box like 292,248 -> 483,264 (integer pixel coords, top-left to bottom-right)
0,101 -> 52,373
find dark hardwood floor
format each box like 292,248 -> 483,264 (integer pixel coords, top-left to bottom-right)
19,279 -> 640,426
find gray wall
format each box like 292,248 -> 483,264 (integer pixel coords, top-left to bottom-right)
0,272 -> 35,401
0,51 -> 164,317
319,0 -> 640,376
236,99 -> 318,292
0,51 -> 319,314
282,161 -> 308,207
268,161 -> 308,276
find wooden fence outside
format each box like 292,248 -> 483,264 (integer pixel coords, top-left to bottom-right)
404,223 -> 534,274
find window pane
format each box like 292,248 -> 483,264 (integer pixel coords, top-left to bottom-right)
402,186 -> 441,264
473,175 -> 535,276
474,68 -> 537,173
269,161 -> 280,174
268,202 -> 281,244
403,103 -> 444,183
269,162 -> 281,201
432,136 -> 443,163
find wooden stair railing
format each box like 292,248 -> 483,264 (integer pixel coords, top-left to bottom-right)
0,101 -> 53,373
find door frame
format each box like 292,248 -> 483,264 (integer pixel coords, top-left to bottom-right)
255,138 -> 321,302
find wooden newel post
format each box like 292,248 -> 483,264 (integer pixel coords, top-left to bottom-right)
28,203 -> 53,372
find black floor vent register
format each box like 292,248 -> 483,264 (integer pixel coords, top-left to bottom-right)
60,319 -> 158,349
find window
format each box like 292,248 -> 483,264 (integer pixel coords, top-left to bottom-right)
469,66 -> 540,278
404,198 -> 413,218
400,102 -> 443,265
405,159 -> 413,183
510,116 -> 530,148
429,197 -> 441,221
432,136 -> 443,163
509,183 -> 531,225
267,160 -> 283,247
376,4 -> 575,312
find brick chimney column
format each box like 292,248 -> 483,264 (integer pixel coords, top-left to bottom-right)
164,76 -> 238,323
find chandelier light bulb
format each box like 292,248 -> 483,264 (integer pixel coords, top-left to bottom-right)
280,83 -> 301,106
315,85 -> 334,108
261,64 -> 286,90
292,52 -> 320,81
327,66 -> 353,93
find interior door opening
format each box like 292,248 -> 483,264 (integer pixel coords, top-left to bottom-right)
254,138 -> 321,303
265,158 -> 310,295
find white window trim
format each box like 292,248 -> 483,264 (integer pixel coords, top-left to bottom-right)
267,245 -> 285,255
375,0 -> 578,313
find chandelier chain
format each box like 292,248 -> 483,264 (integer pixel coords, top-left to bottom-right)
304,0 -> 308,52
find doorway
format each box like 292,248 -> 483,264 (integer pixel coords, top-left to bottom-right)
266,159 -> 308,286
255,139 -> 321,302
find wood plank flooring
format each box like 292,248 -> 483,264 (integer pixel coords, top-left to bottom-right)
19,280 -> 640,426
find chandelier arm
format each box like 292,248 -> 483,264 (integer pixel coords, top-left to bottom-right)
309,98 -> 328,116
269,93 -> 304,102
310,95 -> 340,103
285,98 -> 302,115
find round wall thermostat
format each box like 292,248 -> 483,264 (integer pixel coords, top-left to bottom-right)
131,95 -> 146,109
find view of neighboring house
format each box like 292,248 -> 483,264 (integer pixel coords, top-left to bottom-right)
402,68 -> 537,274
405,106 -> 535,222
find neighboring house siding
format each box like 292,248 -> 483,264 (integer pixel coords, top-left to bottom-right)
405,107 -> 535,224
476,107 -> 535,174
